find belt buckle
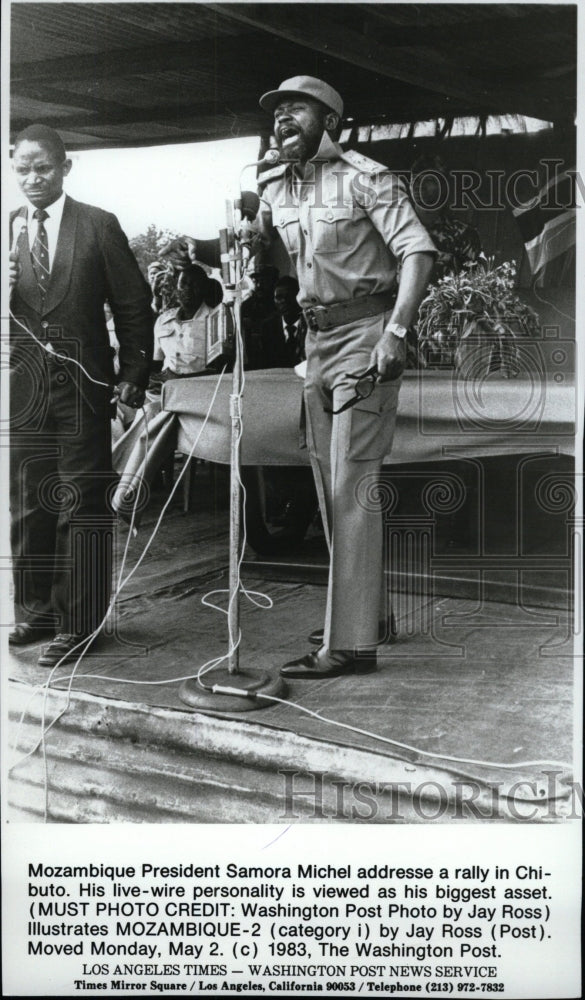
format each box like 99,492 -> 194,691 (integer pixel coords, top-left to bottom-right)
305,307 -> 319,332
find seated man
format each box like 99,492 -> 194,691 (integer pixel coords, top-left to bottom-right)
259,275 -> 307,368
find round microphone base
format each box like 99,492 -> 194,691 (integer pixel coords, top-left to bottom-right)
179,667 -> 285,714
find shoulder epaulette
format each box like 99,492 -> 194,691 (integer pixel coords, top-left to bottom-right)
341,149 -> 389,175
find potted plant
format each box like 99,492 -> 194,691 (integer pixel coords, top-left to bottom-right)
416,259 -> 540,377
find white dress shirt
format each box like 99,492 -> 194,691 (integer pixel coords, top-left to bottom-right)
282,315 -> 302,342
25,191 -> 67,270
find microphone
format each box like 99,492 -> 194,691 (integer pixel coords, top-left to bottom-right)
9,214 -> 26,295
234,190 -> 261,222
239,149 -> 280,189
233,191 -> 261,268
242,149 -> 280,171
261,148 -> 280,166
229,152 -> 280,277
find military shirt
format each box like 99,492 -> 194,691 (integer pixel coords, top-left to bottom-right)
258,132 -> 436,309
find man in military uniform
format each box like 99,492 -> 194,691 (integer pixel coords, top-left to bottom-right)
257,77 -> 436,678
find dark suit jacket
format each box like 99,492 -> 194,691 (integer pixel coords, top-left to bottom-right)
258,313 -> 307,368
10,195 -> 153,388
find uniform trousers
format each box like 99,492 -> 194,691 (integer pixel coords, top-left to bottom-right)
10,345 -> 115,636
303,310 -> 401,652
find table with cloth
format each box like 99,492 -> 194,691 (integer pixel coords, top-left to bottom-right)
160,368 -> 574,465
111,368 -> 574,604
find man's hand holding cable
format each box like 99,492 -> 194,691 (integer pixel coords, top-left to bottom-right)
9,252 -> 21,290
113,381 -> 145,408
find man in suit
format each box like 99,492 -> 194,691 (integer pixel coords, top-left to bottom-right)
259,275 -> 307,368
8,124 -> 153,667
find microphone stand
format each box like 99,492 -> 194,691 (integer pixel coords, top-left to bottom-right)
179,197 -> 285,714
227,222 -> 244,675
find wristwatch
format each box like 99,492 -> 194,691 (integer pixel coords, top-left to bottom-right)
387,321 -> 408,339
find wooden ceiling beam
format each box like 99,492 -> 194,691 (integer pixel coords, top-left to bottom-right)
208,3 -> 569,121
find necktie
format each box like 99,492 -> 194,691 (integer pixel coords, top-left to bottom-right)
285,322 -> 300,362
31,208 -> 50,299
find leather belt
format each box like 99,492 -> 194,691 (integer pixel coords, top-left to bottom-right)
303,292 -> 396,332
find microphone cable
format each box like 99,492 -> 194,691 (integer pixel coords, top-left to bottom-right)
10,400 -> 150,821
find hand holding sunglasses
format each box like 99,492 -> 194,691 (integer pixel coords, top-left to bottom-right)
325,365 -> 380,415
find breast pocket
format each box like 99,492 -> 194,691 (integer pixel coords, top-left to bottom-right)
273,207 -> 300,256
313,204 -> 354,254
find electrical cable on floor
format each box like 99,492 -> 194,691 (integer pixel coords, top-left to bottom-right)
33,666 -> 574,783
254,693 -> 574,776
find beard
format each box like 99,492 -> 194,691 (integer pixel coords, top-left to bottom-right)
275,120 -> 325,162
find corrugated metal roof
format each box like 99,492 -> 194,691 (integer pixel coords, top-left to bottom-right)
10,2 -> 576,149
11,3 -> 242,63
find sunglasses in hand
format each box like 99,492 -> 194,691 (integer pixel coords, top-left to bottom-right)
325,365 -> 379,415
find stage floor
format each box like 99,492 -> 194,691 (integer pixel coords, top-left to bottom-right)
6,464 -> 577,823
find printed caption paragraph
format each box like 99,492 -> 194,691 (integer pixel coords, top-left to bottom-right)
3,824 -> 580,1000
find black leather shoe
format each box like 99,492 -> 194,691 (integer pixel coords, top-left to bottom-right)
37,633 -> 92,669
9,623 -> 55,646
309,611 -> 397,646
280,650 -> 377,679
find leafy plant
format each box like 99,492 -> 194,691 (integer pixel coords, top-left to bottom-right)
416,259 -> 539,376
129,224 -> 180,279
